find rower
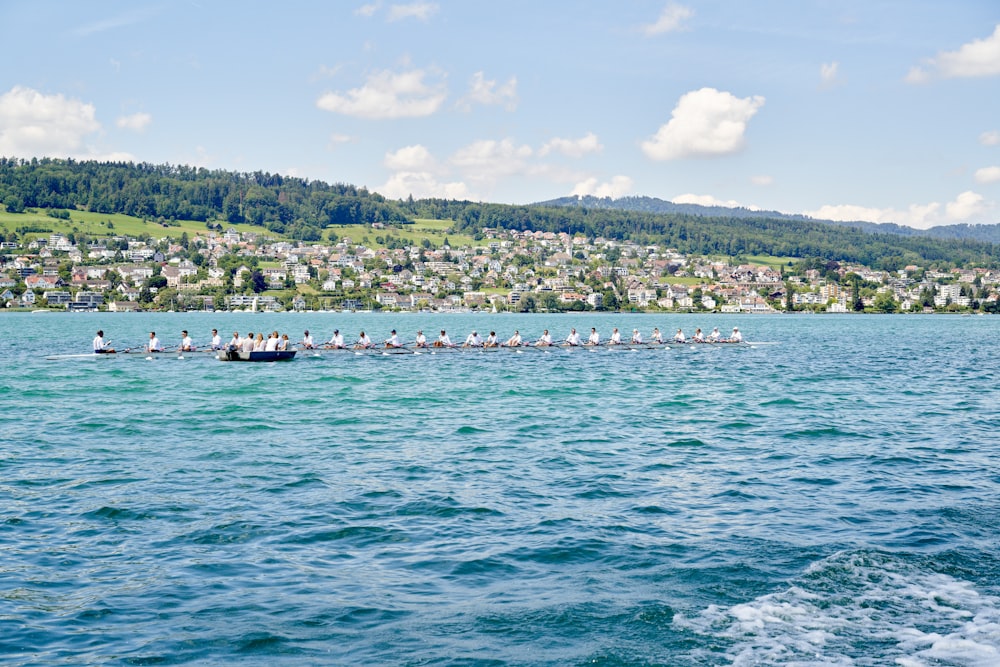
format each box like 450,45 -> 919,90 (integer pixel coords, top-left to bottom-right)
692,328 -> 704,342
708,327 -> 721,342
587,327 -> 600,345
302,330 -> 315,349
434,330 -> 452,347
385,329 -> 402,348
565,328 -> 581,346
504,330 -> 522,347
146,331 -> 163,352
326,329 -> 345,349
651,328 -> 663,344
484,331 -> 499,347
463,330 -> 483,347
210,328 -> 223,350
535,329 -> 552,347
609,328 -> 622,345
93,330 -> 115,354
179,330 -> 194,352
673,328 -> 686,343
729,326 -> 743,343
355,331 -> 374,348
631,329 -> 643,344
414,330 -> 428,348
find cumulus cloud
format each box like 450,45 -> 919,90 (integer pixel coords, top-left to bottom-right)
906,24 -> 1000,83
642,3 -> 693,36
384,144 -> 436,171
540,132 -> 603,158
805,191 -> 989,229
673,193 -> 760,210
641,87 -> 765,160
820,61 -> 840,88
387,2 -> 438,22
0,86 -> 102,158
980,130 -> 1000,146
355,3 -> 378,18
116,112 -> 152,132
450,138 -> 533,183
571,175 -> 633,199
378,171 -> 473,200
316,68 -> 446,119
457,72 -> 518,111
975,166 -> 1000,184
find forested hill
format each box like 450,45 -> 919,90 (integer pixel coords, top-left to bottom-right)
2,158 -> 999,269
538,194 -> 1000,244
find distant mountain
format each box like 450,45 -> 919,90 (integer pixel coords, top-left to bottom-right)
536,195 -> 1000,244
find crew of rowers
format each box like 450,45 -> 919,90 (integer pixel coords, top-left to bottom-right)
315,325 -> 743,349
136,328 -> 302,353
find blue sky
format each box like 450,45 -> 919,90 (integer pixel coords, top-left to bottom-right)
2,1 -> 999,229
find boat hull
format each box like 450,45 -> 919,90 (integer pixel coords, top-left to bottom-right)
218,349 -> 297,362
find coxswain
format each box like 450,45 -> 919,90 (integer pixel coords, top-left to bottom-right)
414,330 -> 428,348
93,330 -> 114,354
484,331 -> 499,347
210,328 -> 223,350
587,327 -> 600,346
673,328 -> 686,343
631,329 -> 643,344
609,328 -> 622,345
355,331 -> 374,349
565,328 -> 581,346
535,329 -> 553,347
434,330 -> 453,347
179,330 -> 194,352
708,327 -> 721,342
302,330 -> 315,349
146,331 -> 163,352
463,330 -> 483,347
729,326 -> 743,343
385,329 -> 402,348
326,329 -> 345,349
504,330 -> 522,347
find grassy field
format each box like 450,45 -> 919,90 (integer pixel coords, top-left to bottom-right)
0,207 -> 276,240
327,219 -> 477,249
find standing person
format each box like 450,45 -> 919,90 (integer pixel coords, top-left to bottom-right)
708,327 -> 721,342
385,329 -> 402,348
565,328 -> 581,346
609,328 -> 622,345
414,330 -> 428,348
534,329 -> 553,347
93,330 -> 114,354
463,330 -> 483,347
210,329 -> 223,350
355,331 -> 374,348
631,329 -> 643,344
302,330 -> 315,349
650,327 -> 663,344
326,329 -> 345,349
434,330 -> 453,347
587,327 -> 600,346
146,331 -> 163,352
484,331 -> 499,347
179,330 -> 194,352
504,330 -> 522,347
729,326 -> 743,343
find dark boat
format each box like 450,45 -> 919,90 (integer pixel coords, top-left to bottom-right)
217,349 -> 297,362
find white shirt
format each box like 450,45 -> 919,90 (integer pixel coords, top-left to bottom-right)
437,333 -> 452,346
631,331 -> 643,344
609,330 -> 622,344
693,331 -> 704,342
535,332 -> 552,346
566,331 -> 581,345
708,329 -> 721,341
147,336 -> 162,352
651,330 -> 662,343
674,331 -> 686,342
252,337 -> 266,351
484,334 -> 498,346
278,337 -> 288,351
93,335 -> 108,351
357,333 -> 372,347
730,329 -> 743,342
415,333 -> 427,347
385,333 -> 401,347
242,337 -> 255,352
180,335 -> 193,350
506,333 -> 521,346
265,335 -> 279,351
328,333 -> 344,348
588,331 -> 600,345
229,335 -> 240,349
211,334 -> 222,349
302,334 -> 314,348
464,333 -> 482,346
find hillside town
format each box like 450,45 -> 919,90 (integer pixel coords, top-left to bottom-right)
3,225 -> 999,314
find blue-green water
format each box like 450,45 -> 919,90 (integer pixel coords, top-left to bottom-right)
2,313 -> 999,665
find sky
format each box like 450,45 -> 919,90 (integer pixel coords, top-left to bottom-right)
1,1 -> 999,229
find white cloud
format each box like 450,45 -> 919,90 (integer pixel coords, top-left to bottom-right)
643,3 -> 693,36
673,193 -> 760,210
540,132 -> 603,158
820,61 -> 840,87
805,191 -> 989,229
387,2 -> 438,22
750,174 -> 774,186
355,3 -> 379,18
316,68 -> 446,119
641,87 -> 765,160
116,112 -> 152,132
975,166 -> 1000,184
571,176 -> 633,199
0,86 -> 102,158
384,144 -> 436,171
906,24 -> 1000,83
980,130 -> 1000,146
378,171 -> 473,200
328,133 -> 352,148
457,72 -> 517,111
450,138 -> 533,183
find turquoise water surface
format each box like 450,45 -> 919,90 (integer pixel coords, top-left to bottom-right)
2,313 -> 999,665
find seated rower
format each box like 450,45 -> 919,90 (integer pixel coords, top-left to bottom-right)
463,330 -> 483,347
385,329 -> 402,348
302,330 -> 315,349
414,330 -> 428,348
146,331 -> 163,353
729,326 -> 743,343
708,327 -> 721,342
355,331 -> 374,349
673,328 -> 686,343
631,329 -> 643,344
179,330 -> 194,352
210,329 -> 223,350
484,331 -> 499,347
326,329 -> 345,349
650,327 -> 663,344
535,329 -> 553,347
565,328 -> 581,346
692,328 -> 704,342
504,330 -> 522,347
93,329 -> 115,354
608,328 -> 622,345
587,327 -> 600,346
433,330 -> 453,348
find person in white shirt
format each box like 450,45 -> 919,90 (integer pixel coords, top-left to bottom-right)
355,331 -> 373,348
729,327 -> 743,343
650,328 -> 663,344
609,328 -> 622,345
228,331 -> 241,350
210,329 -> 223,350
242,332 -> 255,353
252,333 -> 266,351
278,334 -> 290,351
179,330 -> 194,352
302,330 -> 315,349
535,329 -> 552,347
673,328 -> 686,343
708,327 -> 721,342
631,329 -> 643,344
434,330 -> 453,347
265,331 -> 280,351
385,329 -> 402,348
484,331 -> 499,347
146,331 -> 163,352
587,328 -> 600,346
463,331 -> 483,347
93,330 -> 114,353
326,329 -> 345,349
565,328 -> 581,346
504,330 -> 522,347
693,328 -> 704,342
414,330 -> 428,348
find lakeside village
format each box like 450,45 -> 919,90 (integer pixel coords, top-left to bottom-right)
3,225 -> 1000,314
